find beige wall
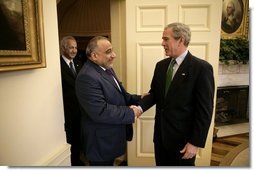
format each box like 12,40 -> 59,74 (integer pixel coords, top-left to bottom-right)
0,0 -> 70,166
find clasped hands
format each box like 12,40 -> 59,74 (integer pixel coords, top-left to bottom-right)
129,93 -> 149,120
130,105 -> 142,119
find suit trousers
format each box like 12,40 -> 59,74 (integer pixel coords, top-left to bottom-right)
70,144 -> 83,166
154,141 -> 196,166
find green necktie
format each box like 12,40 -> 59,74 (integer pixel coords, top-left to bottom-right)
165,59 -> 176,96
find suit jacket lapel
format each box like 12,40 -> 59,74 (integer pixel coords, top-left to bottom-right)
103,72 -> 122,92
88,60 -> 122,92
60,57 -> 76,78
73,59 -> 81,73
109,69 -> 124,92
166,52 -> 192,98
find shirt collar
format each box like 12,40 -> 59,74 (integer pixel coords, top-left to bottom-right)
62,55 -> 73,66
100,66 -> 106,71
175,50 -> 188,65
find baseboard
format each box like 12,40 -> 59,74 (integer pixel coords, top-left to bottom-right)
33,143 -> 71,166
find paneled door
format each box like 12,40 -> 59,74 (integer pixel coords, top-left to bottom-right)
125,0 -> 222,166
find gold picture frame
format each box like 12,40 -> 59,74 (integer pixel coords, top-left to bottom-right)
221,0 -> 249,39
0,0 -> 45,72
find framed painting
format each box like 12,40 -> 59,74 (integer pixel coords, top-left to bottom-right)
221,0 -> 249,39
0,0 -> 45,72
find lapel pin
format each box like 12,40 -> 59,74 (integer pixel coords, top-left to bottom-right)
182,73 -> 186,76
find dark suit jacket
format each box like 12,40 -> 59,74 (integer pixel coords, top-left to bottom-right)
76,59 -> 141,161
60,56 -> 82,145
139,51 -> 215,151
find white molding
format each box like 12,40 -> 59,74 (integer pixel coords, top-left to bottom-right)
216,123 -> 249,137
33,143 -> 71,166
218,64 -> 249,87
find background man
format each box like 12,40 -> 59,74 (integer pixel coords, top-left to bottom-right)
60,36 -> 84,166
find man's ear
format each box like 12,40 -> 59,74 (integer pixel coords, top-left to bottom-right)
60,47 -> 65,54
91,52 -> 97,61
178,37 -> 185,46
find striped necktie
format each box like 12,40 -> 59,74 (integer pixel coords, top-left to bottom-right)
69,61 -> 76,77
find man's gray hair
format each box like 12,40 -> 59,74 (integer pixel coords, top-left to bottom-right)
165,22 -> 191,47
60,36 -> 76,54
86,36 -> 109,58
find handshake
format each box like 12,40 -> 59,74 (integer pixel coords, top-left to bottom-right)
129,93 -> 149,120
130,105 -> 143,119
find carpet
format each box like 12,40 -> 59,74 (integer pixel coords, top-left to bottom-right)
211,133 -> 249,166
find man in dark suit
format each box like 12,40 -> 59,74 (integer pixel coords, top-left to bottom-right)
75,36 -> 142,166
138,22 -> 215,166
60,36 -> 84,166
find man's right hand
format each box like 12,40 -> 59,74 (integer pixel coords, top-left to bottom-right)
129,105 -> 143,119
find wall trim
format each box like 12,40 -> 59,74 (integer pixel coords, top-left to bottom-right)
33,143 -> 71,166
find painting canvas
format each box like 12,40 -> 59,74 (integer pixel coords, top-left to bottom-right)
0,0 -> 46,72
221,0 -> 249,39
